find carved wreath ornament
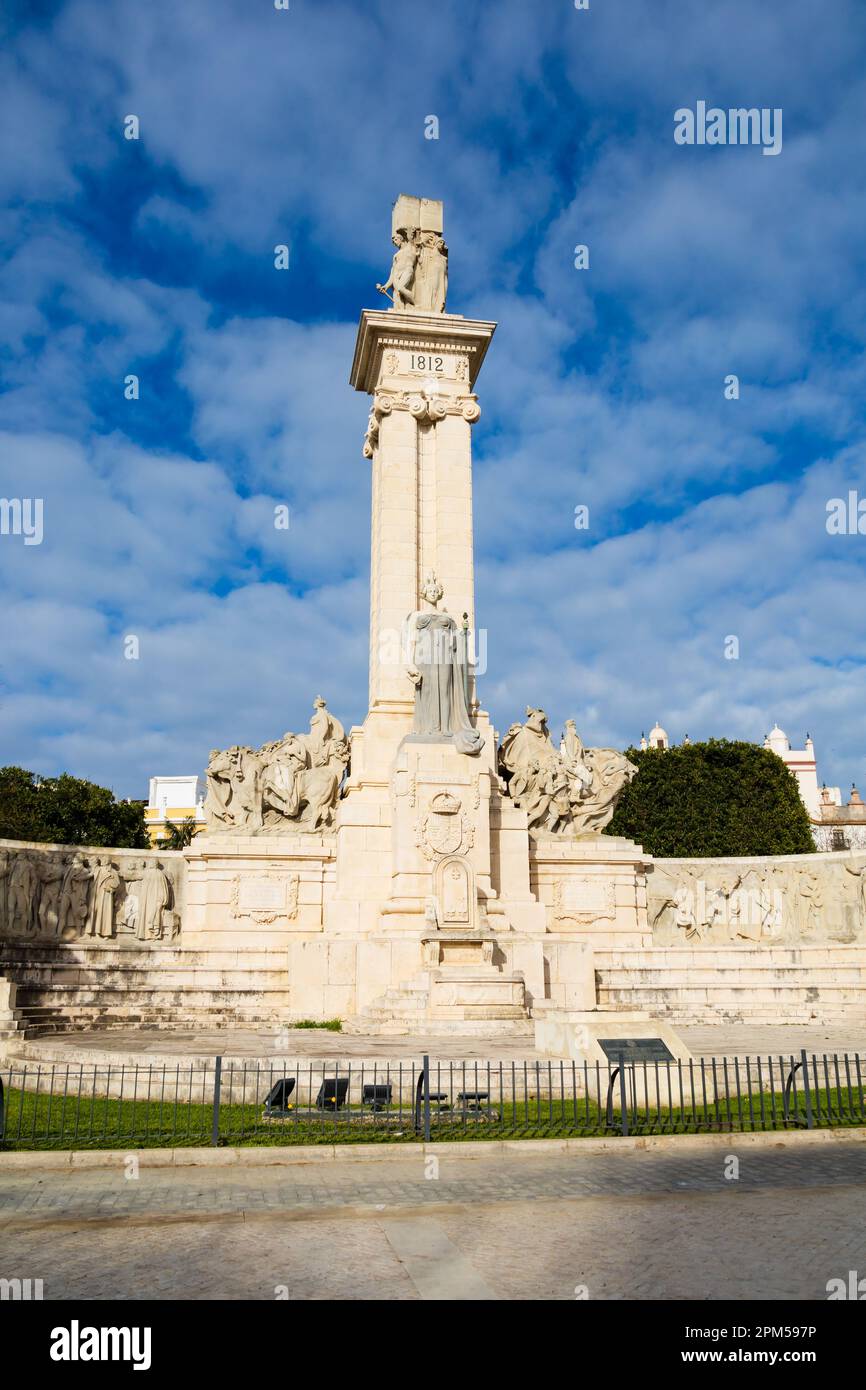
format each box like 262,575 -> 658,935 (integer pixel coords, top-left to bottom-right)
418,791 -> 475,861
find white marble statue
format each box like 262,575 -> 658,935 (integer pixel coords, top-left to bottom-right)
87,857 -> 122,939
376,196 -> 448,314
37,854 -> 66,936
137,860 -> 173,941
204,745 -> 263,832
7,851 -> 38,936
499,709 -> 636,837
405,572 -> 483,756
376,228 -> 419,309
205,699 -> 349,833
0,849 -> 9,935
57,854 -> 91,938
414,232 -> 448,311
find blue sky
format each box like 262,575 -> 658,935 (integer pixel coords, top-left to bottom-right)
1,0 -> 866,798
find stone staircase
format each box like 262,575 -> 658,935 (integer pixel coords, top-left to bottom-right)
0,944 -> 292,1034
344,977 -> 534,1037
594,945 -> 866,1025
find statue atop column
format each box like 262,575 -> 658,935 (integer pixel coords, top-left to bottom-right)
376,195 -> 448,313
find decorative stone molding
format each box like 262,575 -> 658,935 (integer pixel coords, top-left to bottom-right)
362,389 -> 481,453
230,872 -> 299,925
377,334 -> 480,358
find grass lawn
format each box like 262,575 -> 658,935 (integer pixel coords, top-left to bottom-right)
1,1081 -> 864,1150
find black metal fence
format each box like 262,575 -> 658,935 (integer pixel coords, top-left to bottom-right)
0,1051 -> 864,1150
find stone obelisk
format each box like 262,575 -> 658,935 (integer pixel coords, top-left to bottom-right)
348,194 -> 496,770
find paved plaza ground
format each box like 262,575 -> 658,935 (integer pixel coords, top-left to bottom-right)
2,1139 -> 864,1300
7,1022 -> 866,1066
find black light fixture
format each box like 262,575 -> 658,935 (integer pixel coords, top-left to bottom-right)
264,1078 -> 296,1115
315,1078 -> 349,1110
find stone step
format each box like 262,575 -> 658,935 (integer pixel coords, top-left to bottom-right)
17,1013 -> 287,1037
14,982 -> 291,1003
595,948 -> 866,968
0,950 -> 291,973
598,972 -> 866,993
600,984 -> 861,1006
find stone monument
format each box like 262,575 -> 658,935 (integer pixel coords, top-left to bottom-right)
1,196 -> 865,1039
171,195 -> 650,1032
294,193 -> 645,1032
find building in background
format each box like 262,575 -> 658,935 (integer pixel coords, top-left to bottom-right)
762,725 -> 821,819
813,785 -> 866,852
144,776 -> 206,846
640,721 -> 670,751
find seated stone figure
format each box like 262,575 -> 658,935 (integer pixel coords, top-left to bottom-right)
499,708 -> 636,838
204,698 -> 349,834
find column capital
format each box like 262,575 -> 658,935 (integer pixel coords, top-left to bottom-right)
350,308 -> 497,395
363,391 -> 480,458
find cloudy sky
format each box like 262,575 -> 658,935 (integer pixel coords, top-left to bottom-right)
1,0 -> 865,798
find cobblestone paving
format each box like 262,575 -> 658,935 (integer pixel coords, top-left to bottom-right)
1,1142 -> 865,1300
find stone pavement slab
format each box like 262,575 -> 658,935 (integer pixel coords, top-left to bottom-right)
2,1141 -> 864,1221
5,1022 -> 866,1070
1,1141 -> 865,1300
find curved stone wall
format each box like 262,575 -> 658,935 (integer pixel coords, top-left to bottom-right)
0,838 -> 186,946
648,849 -> 866,947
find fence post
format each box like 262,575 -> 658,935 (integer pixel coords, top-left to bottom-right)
801,1049 -> 814,1129
618,1054 -> 629,1137
211,1057 -> 223,1147
422,1053 -> 431,1143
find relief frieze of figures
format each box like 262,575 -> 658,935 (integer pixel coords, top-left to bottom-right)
0,845 -> 181,944
649,856 -> 866,945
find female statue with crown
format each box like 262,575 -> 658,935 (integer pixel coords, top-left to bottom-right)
404,571 -> 483,756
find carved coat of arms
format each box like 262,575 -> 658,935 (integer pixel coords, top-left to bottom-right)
418,791 -> 474,861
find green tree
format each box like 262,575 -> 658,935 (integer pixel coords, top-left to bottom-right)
0,767 -> 149,848
607,739 -> 816,857
160,816 -> 199,850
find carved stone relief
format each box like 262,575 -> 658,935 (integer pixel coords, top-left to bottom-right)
418,792 -> 475,861
0,845 -> 182,944
648,855 -> 866,946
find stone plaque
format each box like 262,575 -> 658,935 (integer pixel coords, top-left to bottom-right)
442,861 -> 470,923
230,873 -> 298,924
598,1038 -> 675,1064
553,876 -> 616,926
240,879 -> 284,912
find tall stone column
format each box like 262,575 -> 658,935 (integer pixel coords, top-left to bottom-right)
350,307 -> 496,750
326,197 -> 505,950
